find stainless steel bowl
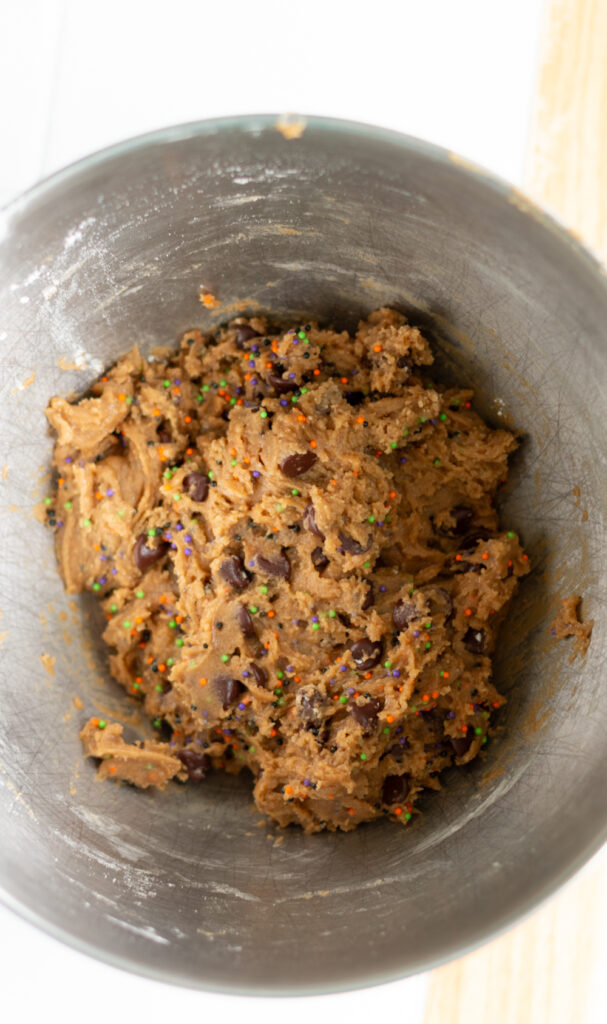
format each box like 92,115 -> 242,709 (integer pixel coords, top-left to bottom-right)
0,115 -> 605,995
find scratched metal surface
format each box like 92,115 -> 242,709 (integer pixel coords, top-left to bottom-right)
0,116 -> 605,995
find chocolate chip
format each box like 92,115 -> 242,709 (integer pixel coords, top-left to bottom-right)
298,689 -> 324,724
134,533 -> 169,572
213,675 -> 243,709
393,599 -> 418,631
381,774 -> 410,805
268,372 -> 299,394
450,734 -> 474,758
424,586 -> 453,620
362,581 -> 375,610
303,504 -> 325,539
450,558 -> 481,575
311,546 -> 329,571
177,749 -> 211,782
156,420 -> 172,443
236,604 -> 255,637
350,697 -> 383,734
183,472 -> 209,503
256,551 -> 291,580
338,531 -> 372,555
450,504 -> 475,536
397,356 -> 412,373
458,527 -> 492,551
220,555 -> 250,589
344,390 -> 365,406
234,324 -> 260,347
280,451 -> 318,477
463,627 -> 486,655
350,638 -> 383,671
249,662 -> 268,686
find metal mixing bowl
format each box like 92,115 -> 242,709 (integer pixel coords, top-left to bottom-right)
0,115 -> 605,995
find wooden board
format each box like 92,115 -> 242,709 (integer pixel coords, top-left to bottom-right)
425,1 -> 607,1020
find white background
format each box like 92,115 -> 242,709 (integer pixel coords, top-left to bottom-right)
0,1 -> 562,1022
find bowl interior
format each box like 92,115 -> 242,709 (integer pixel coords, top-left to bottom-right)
0,116 -> 606,994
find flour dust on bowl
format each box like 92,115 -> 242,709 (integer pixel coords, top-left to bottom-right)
0,115 -> 605,995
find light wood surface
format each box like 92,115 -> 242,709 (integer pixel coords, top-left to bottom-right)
425,1 -> 607,1021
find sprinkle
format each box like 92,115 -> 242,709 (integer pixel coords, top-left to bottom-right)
339,694 -> 348,704
97,720 -> 106,730
260,409 -> 268,419
276,503 -> 284,512
221,654 -> 230,663
175,638 -> 185,647
92,582 -> 101,592
249,605 -> 258,614
123,620 -> 131,629
328,610 -> 337,618
360,752 -> 368,760
184,547 -> 192,556
475,727 -> 483,735
309,440 -> 317,449
260,585 -> 268,595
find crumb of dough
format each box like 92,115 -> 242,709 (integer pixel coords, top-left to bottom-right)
550,594 -> 593,659
46,308 -> 530,833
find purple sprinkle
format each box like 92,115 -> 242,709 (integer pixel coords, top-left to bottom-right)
184,547 -> 192,556
351,369 -> 358,376
235,386 -> 243,394
176,523 -> 183,531
111,568 -> 117,575
280,399 -> 288,407
260,647 -> 268,656
251,345 -> 259,353
288,373 -> 296,379
286,665 -> 294,673
329,677 -> 335,685
248,560 -> 255,568
78,460 -> 85,467
185,534 -> 192,542
379,585 -> 387,593
400,457 -> 407,464
237,702 -> 246,710
100,554 -> 107,562
413,630 -> 420,638
170,741 -> 176,747
248,360 -> 255,368
171,543 -> 178,550
395,726 -> 402,734
56,521 -> 63,527
65,456 -> 73,463
292,339 -> 299,346
347,687 -> 355,696
242,671 -> 250,678
106,488 -> 114,497
99,576 -> 107,585
399,737 -> 407,746
251,378 -> 258,386
551,628 -> 556,636
312,616 -> 319,623
392,670 -> 401,678
340,665 -> 347,673
164,532 -> 172,540
175,378 -> 181,386
293,619 -> 300,626
303,779 -> 311,787
252,470 -> 260,478
430,418 -> 437,425
223,729 -> 232,736
448,711 -> 456,720
245,401 -> 251,408
377,521 -> 383,527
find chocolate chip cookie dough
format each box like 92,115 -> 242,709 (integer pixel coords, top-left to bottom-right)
46,308 -> 530,832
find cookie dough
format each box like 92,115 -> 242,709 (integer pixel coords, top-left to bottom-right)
550,595 -> 593,659
46,308 -> 530,832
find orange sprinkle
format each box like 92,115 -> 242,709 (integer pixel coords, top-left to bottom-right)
373,344 -> 382,353
158,664 -> 166,673
117,393 -> 126,401
313,368 -> 321,376
421,693 -> 430,703
270,729 -> 277,737
184,415 -> 192,424
175,615 -> 183,624
389,491 -> 396,499
199,678 -> 207,686
481,552 -> 489,560
461,724 -> 469,733
386,714 -> 395,724
173,387 -> 181,395
309,440 -> 317,449
508,559 -> 513,567
147,656 -> 154,665
492,700 -> 501,708
218,389 -> 225,397
398,685 -> 405,692
442,671 -> 450,679
109,765 -> 117,774
364,672 -> 372,680
58,477 -> 65,486
160,595 -> 168,603
347,807 -> 355,815
135,616 -> 143,624
394,807 -> 403,815
186,447 -> 194,455
101,377 -> 108,382
330,478 -> 336,486
293,675 -> 301,683
266,362 -> 273,369
284,785 -> 293,795
333,694 -> 339,701
297,414 -> 307,423
464,608 -> 472,616
455,554 -> 462,562
522,554 -> 529,561
264,642 -> 270,650
267,610 -> 275,618
357,416 -> 365,424
243,456 -> 250,464
152,408 -> 161,417
340,377 -> 348,384
431,690 -> 439,699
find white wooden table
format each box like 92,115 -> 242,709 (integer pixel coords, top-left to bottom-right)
1,3 -> 604,1022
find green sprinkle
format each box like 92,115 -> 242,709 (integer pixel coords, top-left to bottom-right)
123,620 -> 131,629
360,753 -> 367,761
439,413 -> 447,421
425,622 -> 432,630
385,515 -> 391,522
419,417 -> 427,424
339,694 -> 348,704
208,471 -> 214,479
291,395 -> 298,403
328,610 -> 337,618
221,653 -> 229,663
173,492 -> 181,501
166,657 -> 174,667
507,531 -> 515,539
260,409 -> 268,419
163,469 -> 172,479
148,528 -> 157,537
277,698 -> 285,706
276,671 -> 284,680
402,428 -> 409,437
297,330 -> 306,339
110,604 -> 117,614
382,727 -> 390,734
368,515 -> 375,523
116,509 -> 125,518
175,638 -> 185,647
145,764 -> 153,770
274,688 -> 283,696
202,384 -> 210,392
363,561 -> 371,568
475,727 -> 483,735
433,458 -> 441,466
44,497 -> 52,506
249,605 -> 258,614
249,745 -> 256,753
405,812 -> 412,821
312,623 -> 320,631
136,589 -> 144,599
410,705 -> 417,712
260,585 -> 268,595
168,620 -> 176,629
97,720 -> 106,730
154,684 -> 163,692
133,683 -> 141,691
276,503 -> 284,512
390,442 -> 397,449
163,379 -> 170,388
291,488 -> 299,496
126,396 -> 133,405
82,518 -> 92,527
300,386 -> 308,394
425,641 -> 431,650
92,582 -> 101,592
219,379 -> 227,387
482,736 -> 488,745
384,661 -> 392,669
230,398 -> 236,405
230,458 -> 237,467
196,394 -> 203,403
153,719 -> 160,728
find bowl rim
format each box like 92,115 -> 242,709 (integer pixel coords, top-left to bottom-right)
1,112 -> 606,996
